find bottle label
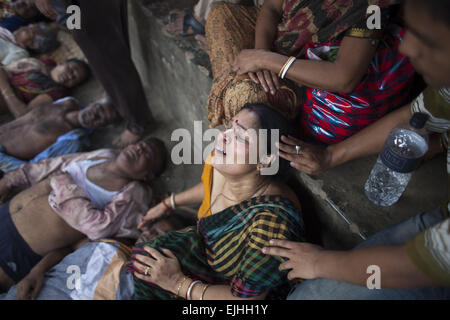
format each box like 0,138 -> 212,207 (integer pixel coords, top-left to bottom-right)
380,146 -> 422,173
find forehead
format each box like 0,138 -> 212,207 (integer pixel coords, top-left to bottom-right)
404,2 -> 449,45
233,109 -> 260,129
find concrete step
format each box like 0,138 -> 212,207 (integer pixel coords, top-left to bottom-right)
128,0 -> 448,249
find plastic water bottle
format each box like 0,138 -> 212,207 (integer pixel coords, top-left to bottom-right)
364,113 -> 429,206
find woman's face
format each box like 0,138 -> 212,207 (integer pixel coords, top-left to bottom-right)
212,109 -> 262,176
51,61 -> 88,88
115,140 -> 162,181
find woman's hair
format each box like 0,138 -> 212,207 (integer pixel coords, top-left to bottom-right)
410,0 -> 450,27
144,137 -> 168,178
31,23 -> 60,54
239,103 -> 296,181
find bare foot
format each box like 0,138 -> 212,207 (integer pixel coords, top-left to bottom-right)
195,34 -> 207,51
113,129 -> 142,148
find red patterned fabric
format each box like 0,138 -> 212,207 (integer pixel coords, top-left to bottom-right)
10,58 -> 69,102
300,27 -> 415,145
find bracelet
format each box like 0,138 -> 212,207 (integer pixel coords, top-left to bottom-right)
161,198 -> 173,213
170,193 -> 177,210
281,56 -> 296,79
200,284 -> 209,300
176,276 -> 187,297
185,279 -> 193,300
278,56 -> 293,78
187,280 -> 202,300
278,56 -> 296,78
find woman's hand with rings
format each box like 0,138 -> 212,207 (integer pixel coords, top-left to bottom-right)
276,135 -> 333,175
132,246 -> 185,294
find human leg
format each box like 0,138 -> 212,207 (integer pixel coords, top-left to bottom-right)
72,0 -> 152,146
0,202 -> 42,290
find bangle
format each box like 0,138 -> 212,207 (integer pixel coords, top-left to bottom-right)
184,279 -> 193,300
278,56 -> 295,78
280,56 -> 296,79
170,193 -> 176,210
187,280 -> 202,300
175,276 -> 187,297
161,198 -> 173,213
200,284 -> 209,300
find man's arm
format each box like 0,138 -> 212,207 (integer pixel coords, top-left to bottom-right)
3,152 -> 86,189
278,104 -> 413,175
0,67 -> 28,117
264,240 -> 441,289
49,174 -> 150,240
327,104 -> 413,169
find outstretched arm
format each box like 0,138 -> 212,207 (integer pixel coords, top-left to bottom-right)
138,182 -> 204,229
263,240 -> 440,289
0,67 -> 28,117
277,104 -> 413,175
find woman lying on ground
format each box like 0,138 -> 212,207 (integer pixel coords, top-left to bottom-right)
207,0 -> 416,145
1,103 -> 306,300
0,56 -> 90,117
0,22 -> 60,65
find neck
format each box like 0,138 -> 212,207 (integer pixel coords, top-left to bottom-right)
49,68 -> 58,82
222,172 -> 271,202
64,110 -> 81,128
99,161 -> 132,185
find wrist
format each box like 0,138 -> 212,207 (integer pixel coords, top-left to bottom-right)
171,273 -> 187,295
256,50 -> 272,70
312,249 -> 328,279
325,144 -> 341,170
161,198 -> 173,213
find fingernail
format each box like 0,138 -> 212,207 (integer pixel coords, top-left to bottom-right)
262,248 -> 267,253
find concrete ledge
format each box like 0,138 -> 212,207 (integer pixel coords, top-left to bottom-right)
129,0 -> 448,249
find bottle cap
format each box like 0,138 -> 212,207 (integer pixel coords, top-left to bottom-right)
410,112 -> 429,129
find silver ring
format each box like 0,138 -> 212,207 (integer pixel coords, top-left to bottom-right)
296,145 -> 301,155
144,266 -> 150,276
